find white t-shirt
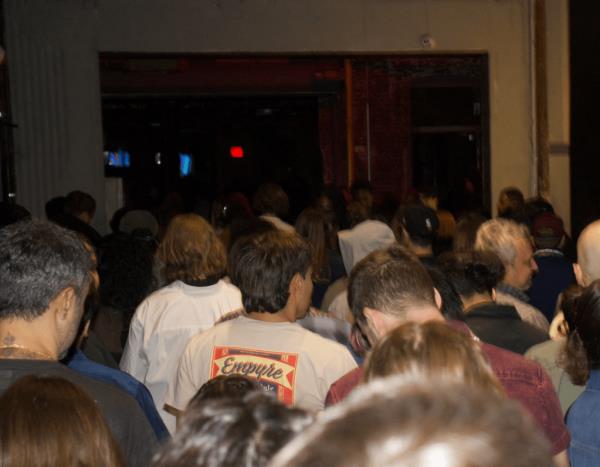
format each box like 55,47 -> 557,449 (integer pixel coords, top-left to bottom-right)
328,290 -> 355,324
260,214 -> 295,233
120,280 -> 243,433
165,315 -> 357,413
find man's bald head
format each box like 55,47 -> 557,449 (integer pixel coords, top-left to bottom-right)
576,220 -> 600,286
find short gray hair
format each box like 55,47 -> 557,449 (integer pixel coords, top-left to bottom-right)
0,220 -> 93,320
475,219 -> 531,266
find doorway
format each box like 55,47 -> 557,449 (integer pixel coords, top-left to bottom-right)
100,54 -> 489,217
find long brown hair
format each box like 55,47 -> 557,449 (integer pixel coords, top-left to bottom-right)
157,213 -> 226,284
295,207 -> 331,282
0,375 -> 124,467
560,281 -> 600,385
364,321 -> 504,396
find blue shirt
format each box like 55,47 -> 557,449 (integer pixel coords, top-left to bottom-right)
66,349 -> 169,441
567,370 -> 600,466
529,250 -> 576,322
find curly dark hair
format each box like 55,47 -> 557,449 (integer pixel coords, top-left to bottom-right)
438,250 -> 505,298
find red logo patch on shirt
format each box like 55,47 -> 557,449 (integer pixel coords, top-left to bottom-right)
210,346 -> 298,405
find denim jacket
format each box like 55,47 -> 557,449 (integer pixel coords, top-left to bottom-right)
567,370 -> 600,466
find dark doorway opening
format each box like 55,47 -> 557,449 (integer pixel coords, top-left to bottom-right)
102,96 -> 322,219
100,54 -> 489,219
410,78 -> 488,214
570,2 -> 600,237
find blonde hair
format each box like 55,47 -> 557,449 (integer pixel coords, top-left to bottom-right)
157,214 -> 226,283
364,321 -> 504,396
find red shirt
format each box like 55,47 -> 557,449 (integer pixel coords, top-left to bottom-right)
326,324 -> 570,455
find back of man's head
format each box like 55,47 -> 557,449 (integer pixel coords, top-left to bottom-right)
64,191 -> 96,220
497,187 -> 525,218
576,220 -> 600,286
350,179 -> 374,214
348,245 -> 435,322
0,220 -> 93,321
0,202 -> 31,229
393,204 -> 439,248
228,230 -> 311,313
252,183 -> 290,218
270,376 -> 552,467
475,218 -> 529,268
531,212 -> 564,250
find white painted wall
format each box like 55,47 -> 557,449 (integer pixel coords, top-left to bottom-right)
4,0 -> 569,231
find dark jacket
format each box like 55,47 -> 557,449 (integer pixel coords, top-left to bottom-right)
465,302 -> 548,354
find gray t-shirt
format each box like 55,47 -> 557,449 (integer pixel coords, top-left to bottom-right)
526,338 -> 585,414
167,316 -> 358,413
0,359 -> 158,467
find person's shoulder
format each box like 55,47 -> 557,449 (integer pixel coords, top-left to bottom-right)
185,318 -> 233,349
73,355 -> 145,393
495,290 -> 517,303
525,338 -> 562,359
299,326 -> 354,358
518,319 -> 550,341
136,282 -> 183,309
216,280 -> 243,296
333,366 -> 363,387
63,363 -> 141,404
5,360 -> 141,409
482,342 -> 546,382
326,366 -> 363,406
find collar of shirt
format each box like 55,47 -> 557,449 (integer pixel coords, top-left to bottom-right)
534,248 -> 564,258
497,283 -> 530,303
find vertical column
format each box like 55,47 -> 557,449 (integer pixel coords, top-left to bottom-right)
535,0 -> 550,196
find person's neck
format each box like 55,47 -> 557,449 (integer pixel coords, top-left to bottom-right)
461,292 -> 494,312
76,212 -> 91,225
246,307 -> 295,323
0,319 -> 59,361
410,242 -> 433,257
497,281 -> 529,300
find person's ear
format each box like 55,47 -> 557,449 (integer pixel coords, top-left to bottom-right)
361,307 -> 382,345
53,287 -> 76,321
362,307 -> 377,327
574,263 -> 585,286
433,288 -> 442,310
362,307 -> 395,341
289,273 -> 303,298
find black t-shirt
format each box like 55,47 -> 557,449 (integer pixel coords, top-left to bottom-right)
0,359 -> 158,467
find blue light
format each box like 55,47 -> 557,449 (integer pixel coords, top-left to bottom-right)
104,149 -> 131,168
179,153 -> 192,177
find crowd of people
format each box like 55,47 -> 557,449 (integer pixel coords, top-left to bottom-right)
0,181 -> 597,466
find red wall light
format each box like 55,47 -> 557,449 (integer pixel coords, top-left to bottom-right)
230,146 -> 244,158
